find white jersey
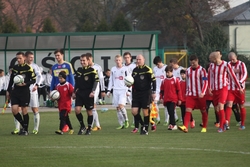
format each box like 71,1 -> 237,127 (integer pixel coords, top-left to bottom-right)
44,73 -> 52,87
173,66 -> 184,80
124,62 -> 136,76
92,63 -> 105,92
108,66 -> 128,91
153,64 -> 167,92
30,63 -> 43,92
0,76 -> 6,90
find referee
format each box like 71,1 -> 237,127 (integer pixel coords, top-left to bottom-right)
6,51 -> 36,135
73,54 -> 99,135
131,54 -> 156,135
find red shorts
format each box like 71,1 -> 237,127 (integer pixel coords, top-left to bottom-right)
227,90 -> 245,104
212,87 -> 228,106
186,96 -> 206,111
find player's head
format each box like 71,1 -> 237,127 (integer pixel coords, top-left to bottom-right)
0,69 -> 4,77
85,53 -> 93,66
80,54 -> 89,67
169,58 -> 179,69
58,71 -> 67,83
189,55 -> 199,69
136,54 -> 145,66
16,51 -> 26,65
105,69 -> 110,77
165,65 -> 173,78
180,69 -> 186,80
123,52 -> 132,65
153,56 -> 163,68
54,49 -> 64,63
209,52 -> 218,63
228,52 -> 237,63
24,51 -> 34,64
115,55 -> 123,67
216,49 -> 222,58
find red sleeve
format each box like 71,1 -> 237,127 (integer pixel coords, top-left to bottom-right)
69,83 -> 74,96
176,78 -> 182,101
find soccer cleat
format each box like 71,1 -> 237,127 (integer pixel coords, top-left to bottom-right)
168,124 -> 177,130
78,127 -> 86,135
85,129 -> 91,135
163,122 -> 169,126
236,121 -> 241,127
131,128 -> 139,133
116,125 -> 125,130
11,129 -> 20,135
155,120 -> 160,125
32,129 -> 39,134
151,125 -> 156,132
124,121 -> 129,128
68,129 -> 74,134
239,125 -> 246,130
217,128 -> 224,133
19,129 -> 29,136
201,128 -> 207,133
190,120 -> 195,129
130,124 -> 135,128
55,130 -> 63,135
225,120 -> 230,130
140,127 -> 148,135
92,126 -> 101,131
178,125 -> 188,133
214,123 -> 220,128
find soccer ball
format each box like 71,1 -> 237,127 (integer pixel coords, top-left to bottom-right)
50,90 -> 60,101
124,75 -> 134,87
13,75 -> 24,84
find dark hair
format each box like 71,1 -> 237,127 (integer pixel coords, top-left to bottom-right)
105,69 -> 110,73
169,58 -> 178,64
58,71 -> 67,79
189,55 -> 198,61
180,69 -> 186,74
165,65 -> 173,72
0,69 -> 4,73
80,54 -> 87,59
153,56 -> 162,65
54,49 -> 64,55
85,52 -> 92,59
24,51 -> 33,57
216,49 -> 222,55
16,51 -> 25,56
123,52 -> 131,57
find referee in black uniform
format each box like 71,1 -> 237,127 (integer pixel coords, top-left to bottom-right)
73,54 -> 99,135
6,51 -> 36,135
132,54 -> 156,135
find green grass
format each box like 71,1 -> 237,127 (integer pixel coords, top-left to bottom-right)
0,107 -> 250,167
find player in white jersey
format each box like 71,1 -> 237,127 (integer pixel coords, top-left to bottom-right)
153,56 -> 169,126
107,55 -> 130,129
86,53 -> 105,131
11,51 -> 43,135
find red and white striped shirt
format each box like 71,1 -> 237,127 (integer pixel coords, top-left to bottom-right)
186,65 -> 208,96
228,60 -> 247,90
208,61 -> 241,91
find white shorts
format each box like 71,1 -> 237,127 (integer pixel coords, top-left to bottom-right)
94,83 -> 100,103
30,90 -> 39,107
112,89 -> 127,107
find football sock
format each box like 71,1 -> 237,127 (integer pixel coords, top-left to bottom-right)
144,116 -> 149,131
201,112 -> 208,128
33,112 -> 40,131
225,107 -> 232,124
215,111 -> 219,123
76,113 -> 85,128
135,113 -> 144,126
164,106 -> 169,122
240,107 -> 246,126
134,116 -> 139,128
219,109 -> 225,129
184,112 -> 191,128
174,109 -> 179,121
117,110 -> 124,126
87,115 -> 93,130
23,113 -> 29,131
14,118 -> 20,130
92,109 -> 100,127
66,115 -> 73,129
14,112 -> 23,129
120,107 -> 128,121
232,104 -> 241,122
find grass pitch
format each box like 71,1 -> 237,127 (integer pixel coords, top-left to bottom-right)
0,107 -> 249,167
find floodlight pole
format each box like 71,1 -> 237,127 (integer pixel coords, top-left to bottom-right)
132,19 -> 138,31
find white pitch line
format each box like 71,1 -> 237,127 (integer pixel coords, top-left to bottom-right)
6,146 -> 246,155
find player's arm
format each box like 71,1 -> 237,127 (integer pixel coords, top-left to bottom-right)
25,66 -> 36,86
150,69 -> 156,93
176,78 -> 182,105
50,66 -> 55,91
92,70 -> 99,92
74,70 -> 81,93
160,80 -> 164,100
34,65 -> 43,86
227,63 -> 242,89
239,62 -> 247,84
98,67 -> 105,92
7,69 -> 15,93
68,63 -> 75,87
207,65 -> 213,93
107,70 -> 113,96
201,68 -> 208,95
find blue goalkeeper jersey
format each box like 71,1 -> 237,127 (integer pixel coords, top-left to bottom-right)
50,61 -> 75,91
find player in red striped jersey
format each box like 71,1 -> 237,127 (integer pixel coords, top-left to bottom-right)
178,55 -> 208,133
208,52 -> 243,132
225,52 -> 247,130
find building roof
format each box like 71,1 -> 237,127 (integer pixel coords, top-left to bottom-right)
213,1 -> 250,22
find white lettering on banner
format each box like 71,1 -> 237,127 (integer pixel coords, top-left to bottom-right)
0,50 -> 152,72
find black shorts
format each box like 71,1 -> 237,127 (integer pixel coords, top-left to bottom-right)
10,88 -> 30,107
75,89 -> 94,110
132,90 -> 151,109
